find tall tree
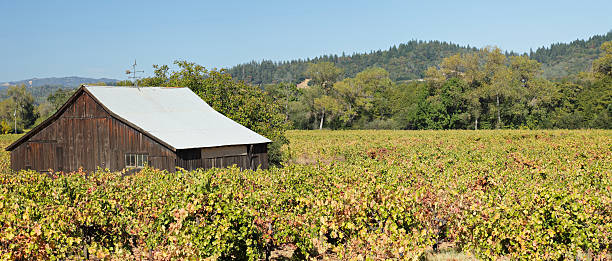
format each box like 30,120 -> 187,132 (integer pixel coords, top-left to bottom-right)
306,62 -> 343,129
7,85 -> 37,131
592,41 -> 612,79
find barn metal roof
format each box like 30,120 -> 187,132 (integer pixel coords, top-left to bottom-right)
84,86 -> 271,149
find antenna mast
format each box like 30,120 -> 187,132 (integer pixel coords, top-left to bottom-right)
125,59 -> 144,88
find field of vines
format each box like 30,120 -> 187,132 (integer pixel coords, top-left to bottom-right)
0,130 -> 610,260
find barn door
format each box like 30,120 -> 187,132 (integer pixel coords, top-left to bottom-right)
27,142 -> 57,172
250,154 -> 259,170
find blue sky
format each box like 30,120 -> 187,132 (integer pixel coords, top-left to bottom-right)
1,0 -> 611,82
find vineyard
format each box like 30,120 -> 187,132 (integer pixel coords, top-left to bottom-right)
0,130 -> 610,260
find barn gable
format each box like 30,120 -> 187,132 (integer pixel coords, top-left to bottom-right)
7,88 -> 176,172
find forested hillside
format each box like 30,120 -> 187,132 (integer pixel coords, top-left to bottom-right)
229,41 -> 477,84
228,31 -> 612,84
531,31 -> 612,79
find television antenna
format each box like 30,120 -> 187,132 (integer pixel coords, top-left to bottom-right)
125,59 -> 144,88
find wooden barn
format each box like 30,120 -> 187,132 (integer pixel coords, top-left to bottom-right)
5,85 -> 271,172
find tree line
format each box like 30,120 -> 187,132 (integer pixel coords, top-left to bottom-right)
266,41 -> 611,130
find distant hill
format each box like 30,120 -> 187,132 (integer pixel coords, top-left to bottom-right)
0,76 -> 119,89
0,76 -> 119,104
228,31 -> 612,84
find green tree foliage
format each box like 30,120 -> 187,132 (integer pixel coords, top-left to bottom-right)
581,41 -> 612,128
424,47 -> 561,129
332,67 -> 395,128
282,65 -> 397,130
288,85 -> 325,129
114,80 -> 135,86
34,102 -> 54,125
0,120 -> 13,134
389,81 -> 430,129
305,62 -> 344,129
0,85 -> 38,132
138,61 -> 289,165
46,88 -> 76,111
34,88 -> 76,126
263,82 -> 300,122
545,41 -> 612,129
306,62 -> 344,90
592,41 -> 612,79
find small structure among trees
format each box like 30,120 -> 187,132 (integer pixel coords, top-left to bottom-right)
6,85 -> 271,172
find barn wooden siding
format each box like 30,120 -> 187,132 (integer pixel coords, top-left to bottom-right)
10,91 -> 176,172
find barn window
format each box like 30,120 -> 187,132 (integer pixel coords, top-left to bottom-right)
177,148 -> 201,160
125,153 -> 148,168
